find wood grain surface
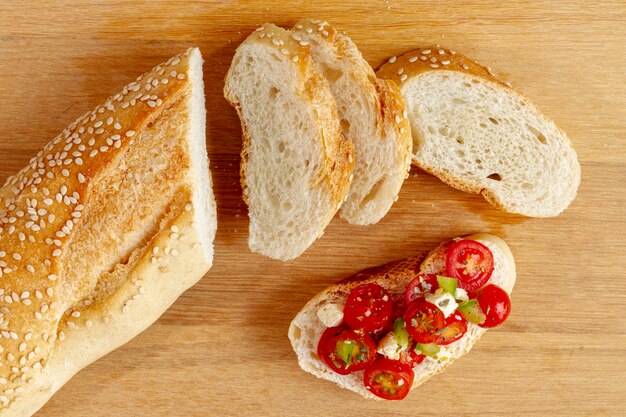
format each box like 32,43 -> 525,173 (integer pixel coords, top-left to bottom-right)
1,1 -> 625,416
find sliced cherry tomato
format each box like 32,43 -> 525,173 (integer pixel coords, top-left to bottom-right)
475,284 -> 511,328
364,358 -> 414,400
404,274 -> 439,306
446,240 -> 494,291
403,301 -> 445,344
318,327 -> 377,374
399,340 -> 426,367
435,312 -> 468,345
344,283 -> 393,333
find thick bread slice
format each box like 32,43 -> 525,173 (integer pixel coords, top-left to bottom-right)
289,233 -> 515,399
224,23 -> 354,261
292,19 -> 412,225
377,48 -> 581,217
0,48 -> 217,416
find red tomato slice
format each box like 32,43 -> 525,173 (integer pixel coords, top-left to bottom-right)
399,341 -> 426,368
344,283 -> 393,333
404,274 -> 439,306
475,284 -> 511,328
446,240 -> 494,291
403,301 -> 445,344
435,312 -> 468,345
364,358 -> 414,400
318,327 -> 377,375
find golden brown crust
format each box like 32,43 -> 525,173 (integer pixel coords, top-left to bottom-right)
377,46 -> 506,88
0,48 -> 208,412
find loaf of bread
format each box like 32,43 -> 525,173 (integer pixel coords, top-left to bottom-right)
377,47 -> 580,217
224,23 -> 354,261
292,19 -> 412,225
0,47 -> 217,416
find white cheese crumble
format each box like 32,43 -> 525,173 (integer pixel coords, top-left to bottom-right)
316,303 -> 344,327
425,291 -> 458,318
376,332 -> 405,360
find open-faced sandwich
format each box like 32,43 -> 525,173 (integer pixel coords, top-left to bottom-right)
289,233 -> 515,400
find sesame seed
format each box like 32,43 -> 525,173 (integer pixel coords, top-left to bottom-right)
395,115 -> 402,124
442,60 -> 450,65
430,57 -> 437,63
420,55 -> 427,61
281,48 -> 289,55
421,49 -> 431,54
388,56 -> 397,63
125,130 -> 135,137
400,74 -> 408,82
438,49 -> 445,55
409,56 -> 418,62
292,56 -> 299,62
152,247 -> 159,255
48,274 -> 57,281
430,64 -> 439,68
71,311 -> 80,318
52,249 -> 61,257
397,68 -> 404,75
18,343 -> 26,352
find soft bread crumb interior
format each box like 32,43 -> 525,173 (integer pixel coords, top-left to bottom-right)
228,44 -> 334,260
404,71 -> 580,216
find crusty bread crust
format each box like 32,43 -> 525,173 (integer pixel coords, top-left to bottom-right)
293,19 -> 412,225
289,233 -> 515,399
377,47 -> 581,217
0,48 -> 217,415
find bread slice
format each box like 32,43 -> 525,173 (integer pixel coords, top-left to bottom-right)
292,19 -> 412,225
288,233 -> 515,399
1,48 -> 217,416
224,23 -> 354,261
377,48 -> 580,217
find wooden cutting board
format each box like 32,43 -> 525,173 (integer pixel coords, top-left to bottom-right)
1,1 -> 624,416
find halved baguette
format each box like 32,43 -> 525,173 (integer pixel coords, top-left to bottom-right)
0,48 -> 217,416
224,23 -> 354,261
292,19 -> 412,225
289,233 -> 515,399
377,48 -> 581,217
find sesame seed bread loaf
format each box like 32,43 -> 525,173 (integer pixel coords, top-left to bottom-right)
288,233 -> 515,399
0,47 -> 217,416
292,19 -> 412,225
377,48 -> 581,217
224,23 -> 354,261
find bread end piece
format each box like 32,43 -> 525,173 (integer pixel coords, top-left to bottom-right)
378,47 -> 581,217
1,47 -> 216,416
224,23 -> 354,261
